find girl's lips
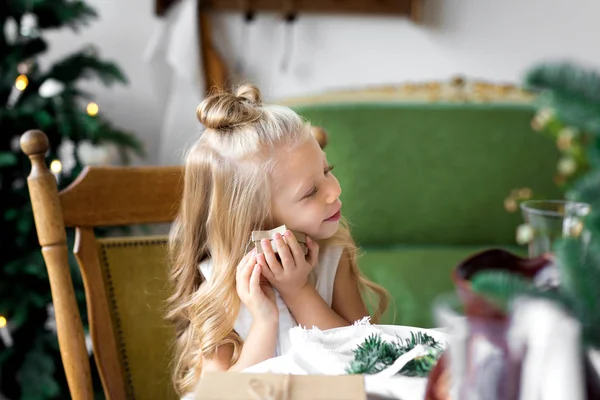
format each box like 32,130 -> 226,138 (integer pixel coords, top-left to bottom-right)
324,209 -> 341,222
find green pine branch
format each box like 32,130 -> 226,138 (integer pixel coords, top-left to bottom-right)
555,237 -> 600,347
568,170 -> 600,208
525,62 -> 600,105
95,121 -> 146,158
542,93 -> 600,136
470,241 -> 600,349
16,331 -> 60,399
0,39 -> 47,76
42,50 -> 127,86
7,0 -> 98,31
51,96 -> 145,157
470,270 -> 536,313
470,270 -> 570,309
585,137 -> 600,172
346,332 -> 443,377
36,1 -> 97,30
525,63 -> 600,135
493,60 -> 600,351
0,152 -> 19,167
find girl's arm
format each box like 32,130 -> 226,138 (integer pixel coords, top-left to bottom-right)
330,250 -> 370,323
201,319 -> 278,373
203,254 -> 280,373
229,319 -> 277,371
281,250 -> 369,329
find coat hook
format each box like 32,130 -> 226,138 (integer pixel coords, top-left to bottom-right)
235,0 -> 255,76
280,0 -> 297,73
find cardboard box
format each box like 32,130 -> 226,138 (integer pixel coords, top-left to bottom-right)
252,225 -> 308,256
195,372 -> 366,400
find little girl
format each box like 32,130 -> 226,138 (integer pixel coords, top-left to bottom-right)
167,84 -> 389,397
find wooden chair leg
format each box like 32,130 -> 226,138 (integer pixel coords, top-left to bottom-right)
21,130 -> 94,400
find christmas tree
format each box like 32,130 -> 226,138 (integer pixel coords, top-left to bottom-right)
1,1 -> 143,398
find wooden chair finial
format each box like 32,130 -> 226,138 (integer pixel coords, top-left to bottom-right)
20,129 -> 95,399
20,129 -> 49,157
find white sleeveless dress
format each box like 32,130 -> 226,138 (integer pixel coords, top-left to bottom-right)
198,245 -> 343,356
180,245 -> 343,399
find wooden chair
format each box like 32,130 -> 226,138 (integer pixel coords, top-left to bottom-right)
20,130 -> 182,400
20,127 -> 328,399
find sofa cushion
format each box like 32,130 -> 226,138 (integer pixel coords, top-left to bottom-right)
358,245 -> 525,328
294,103 -> 561,246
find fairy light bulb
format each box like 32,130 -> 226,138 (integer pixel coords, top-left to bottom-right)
0,316 -> 12,347
86,102 -> 99,116
6,75 -> 29,109
15,75 -> 29,91
50,160 -> 62,174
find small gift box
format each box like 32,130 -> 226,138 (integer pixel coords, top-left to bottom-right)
252,225 -> 308,256
194,372 -> 365,400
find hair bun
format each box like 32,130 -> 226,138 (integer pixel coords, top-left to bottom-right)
235,84 -> 262,105
196,84 -> 263,130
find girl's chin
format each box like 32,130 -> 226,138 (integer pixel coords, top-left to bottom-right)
312,222 -> 340,240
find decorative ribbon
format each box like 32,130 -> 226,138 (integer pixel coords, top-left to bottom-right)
247,374 -> 291,400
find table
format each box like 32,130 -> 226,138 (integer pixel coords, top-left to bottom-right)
244,325 -> 447,400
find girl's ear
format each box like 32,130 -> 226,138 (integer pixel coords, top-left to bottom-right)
311,126 -> 328,149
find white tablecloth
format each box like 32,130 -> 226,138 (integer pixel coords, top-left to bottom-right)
244,325 -> 447,400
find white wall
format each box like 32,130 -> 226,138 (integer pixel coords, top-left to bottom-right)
42,0 -> 600,165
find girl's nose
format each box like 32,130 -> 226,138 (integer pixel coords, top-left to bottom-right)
325,177 -> 341,204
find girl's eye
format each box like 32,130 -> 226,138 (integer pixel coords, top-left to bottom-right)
303,165 -> 334,200
305,186 -> 318,198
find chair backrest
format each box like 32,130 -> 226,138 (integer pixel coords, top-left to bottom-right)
20,128 -> 328,400
21,130 -> 182,400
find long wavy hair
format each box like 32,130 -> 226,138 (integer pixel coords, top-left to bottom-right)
167,84 -> 389,395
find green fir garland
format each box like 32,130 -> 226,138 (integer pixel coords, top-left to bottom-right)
346,331 -> 444,377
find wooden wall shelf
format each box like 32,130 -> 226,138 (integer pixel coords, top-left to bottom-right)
157,0 -> 422,22
202,0 -> 421,21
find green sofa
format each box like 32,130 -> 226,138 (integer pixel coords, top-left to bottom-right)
290,100 -> 561,328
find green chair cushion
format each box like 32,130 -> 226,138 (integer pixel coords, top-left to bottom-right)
98,237 -> 177,400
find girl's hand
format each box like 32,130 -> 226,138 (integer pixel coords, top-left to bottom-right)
236,250 -> 278,323
258,231 -> 319,299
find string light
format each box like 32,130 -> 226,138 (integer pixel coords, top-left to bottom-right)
50,160 -> 62,174
86,102 -> 99,116
50,160 -> 62,184
0,315 -> 12,347
15,74 -> 29,91
6,74 -> 29,108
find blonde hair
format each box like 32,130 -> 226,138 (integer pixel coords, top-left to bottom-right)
167,84 -> 389,395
